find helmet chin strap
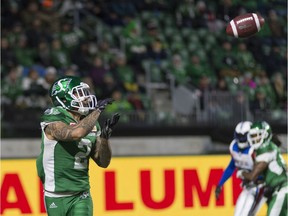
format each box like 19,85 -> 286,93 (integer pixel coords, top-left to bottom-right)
56,96 -> 68,109
56,96 -> 88,115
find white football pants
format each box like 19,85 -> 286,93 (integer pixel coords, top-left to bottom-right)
234,185 -> 266,216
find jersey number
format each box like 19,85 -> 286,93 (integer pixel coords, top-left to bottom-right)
74,139 -> 92,169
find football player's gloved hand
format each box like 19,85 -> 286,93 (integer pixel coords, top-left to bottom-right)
101,113 -> 120,139
236,170 -> 244,179
215,185 -> 222,200
96,98 -> 114,112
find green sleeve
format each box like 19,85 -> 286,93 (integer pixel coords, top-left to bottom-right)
41,107 -> 76,124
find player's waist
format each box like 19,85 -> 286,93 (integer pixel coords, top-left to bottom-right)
242,180 -> 264,188
44,190 -> 89,198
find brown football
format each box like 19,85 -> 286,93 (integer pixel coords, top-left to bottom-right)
226,13 -> 265,38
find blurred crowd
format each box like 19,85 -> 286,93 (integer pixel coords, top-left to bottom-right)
1,0 -> 287,120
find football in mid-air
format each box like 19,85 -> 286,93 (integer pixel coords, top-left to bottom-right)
226,13 -> 265,38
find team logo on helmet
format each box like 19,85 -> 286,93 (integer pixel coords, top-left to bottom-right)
51,78 -> 72,96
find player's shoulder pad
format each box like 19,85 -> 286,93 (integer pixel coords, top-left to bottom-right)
41,107 -> 66,122
229,139 -> 237,153
255,141 -> 274,155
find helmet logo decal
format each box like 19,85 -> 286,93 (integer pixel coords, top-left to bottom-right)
51,78 -> 72,96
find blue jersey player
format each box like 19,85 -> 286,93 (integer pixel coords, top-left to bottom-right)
215,121 -> 266,216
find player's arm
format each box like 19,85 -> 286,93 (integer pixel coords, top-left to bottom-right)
218,158 -> 236,186
237,161 -> 268,181
45,98 -> 113,141
215,158 -> 236,199
92,137 -> 112,168
45,110 -> 102,141
91,113 -> 120,168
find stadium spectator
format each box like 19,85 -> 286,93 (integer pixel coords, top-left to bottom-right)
212,40 -> 239,78
267,9 -> 286,39
140,0 -> 169,12
196,75 -> 213,110
89,55 -> 110,89
127,89 -> 147,111
240,72 -> 257,101
186,54 -> 214,87
143,20 -> 162,46
232,91 -> 251,121
56,21 -> 85,53
1,1 -> 21,31
265,45 -> 286,76
175,0 -> 196,27
249,87 -> 273,117
21,2 -> 42,27
21,68 -> 48,108
14,34 -> 36,67
50,38 -> 70,69
1,37 -> 18,73
255,71 -> 276,108
100,73 -> 123,99
146,38 -> 168,65
38,2 -> 60,32
21,1 -> 59,29
127,89 -> 149,121
207,95 -> 231,121
111,52 -> 138,92
26,19 -> 47,48
36,41 -> 51,67
71,41 -> 93,76
43,66 -> 58,90
97,40 -> 117,69
206,11 -> 226,33
216,0 -> 239,22
1,67 -> 23,106
214,77 -> 229,92
193,0 -> 210,29
168,54 -> 188,85
107,0 -> 137,17
103,11 -> 125,27
62,65 -> 79,77
7,22 -> 26,50
105,89 -> 134,123
123,19 -> 147,67
235,42 -> 257,73
270,72 -> 287,109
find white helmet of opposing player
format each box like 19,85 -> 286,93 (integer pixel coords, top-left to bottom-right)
234,121 -> 252,149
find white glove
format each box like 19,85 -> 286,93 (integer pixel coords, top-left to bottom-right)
236,170 -> 244,179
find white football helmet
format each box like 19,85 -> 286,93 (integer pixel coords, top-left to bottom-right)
234,121 -> 252,149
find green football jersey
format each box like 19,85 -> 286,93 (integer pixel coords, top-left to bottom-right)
36,106 -> 101,193
255,141 -> 287,188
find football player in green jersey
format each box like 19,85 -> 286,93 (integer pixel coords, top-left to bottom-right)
36,76 -> 120,216
237,121 -> 287,216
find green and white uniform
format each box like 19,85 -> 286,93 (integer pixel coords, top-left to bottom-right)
254,141 -> 287,216
36,106 -> 100,215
